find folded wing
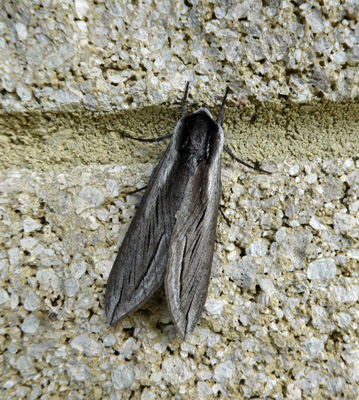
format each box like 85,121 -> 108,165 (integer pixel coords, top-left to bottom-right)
105,142 -> 184,325
165,157 -> 222,338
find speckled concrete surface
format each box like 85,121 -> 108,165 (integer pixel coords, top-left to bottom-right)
1,159 -> 359,399
1,0 -> 359,112
1,0 -> 359,399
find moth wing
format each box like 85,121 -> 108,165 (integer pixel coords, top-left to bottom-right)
105,144 -> 179,326
165,149 -> 222,338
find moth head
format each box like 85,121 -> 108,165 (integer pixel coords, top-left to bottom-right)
181,110 -> 218,157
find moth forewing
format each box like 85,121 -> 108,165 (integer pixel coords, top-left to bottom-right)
165,110 -> 224,338
105,122 -> 184,325
105,84 -> 193,326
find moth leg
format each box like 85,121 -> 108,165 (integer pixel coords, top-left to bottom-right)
219,205 -> 231,226
223,145 -> 271,174
127,185 -> 147,195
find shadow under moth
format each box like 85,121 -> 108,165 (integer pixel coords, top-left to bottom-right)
105,83 -> 269,338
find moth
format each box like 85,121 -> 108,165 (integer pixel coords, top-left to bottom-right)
105,83 -> 268,338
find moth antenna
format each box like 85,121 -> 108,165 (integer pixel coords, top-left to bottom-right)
180,81 -> 190,119
217,86 -> 229,126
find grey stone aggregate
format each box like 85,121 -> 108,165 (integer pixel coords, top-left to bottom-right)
1,0 -> 359,113
0,159 -> 358,398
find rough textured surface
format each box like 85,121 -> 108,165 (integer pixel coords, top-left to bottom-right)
1,159 -> 359,399
1,0 -> 359,398
1,0 -> 359,113
1,101 -> 359,170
